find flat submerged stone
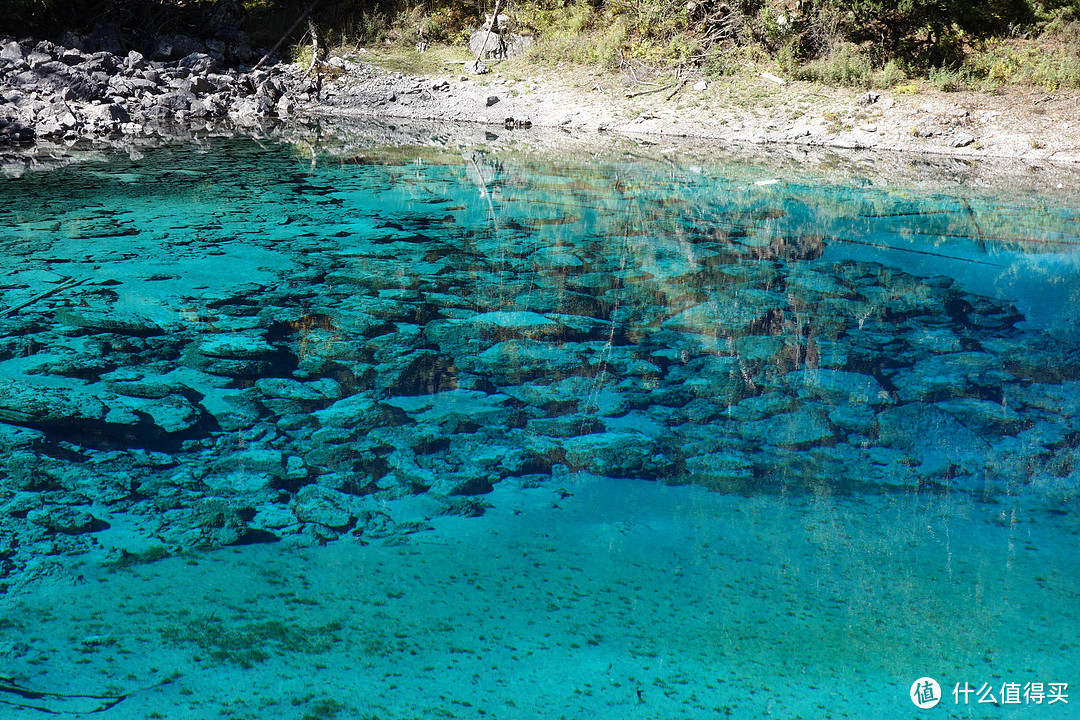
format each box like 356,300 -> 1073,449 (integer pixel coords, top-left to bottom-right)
0,381 -> 109,426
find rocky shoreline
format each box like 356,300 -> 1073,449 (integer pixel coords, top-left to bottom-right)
0,32 -> 312,145
3,32 -> 1080,164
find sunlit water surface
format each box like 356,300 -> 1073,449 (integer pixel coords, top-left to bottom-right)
1,133 -> 1079,719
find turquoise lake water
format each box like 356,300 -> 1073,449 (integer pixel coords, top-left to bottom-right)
1,131 -> 1079,718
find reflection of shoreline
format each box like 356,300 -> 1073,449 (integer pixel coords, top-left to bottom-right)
8,115 -> 1080,201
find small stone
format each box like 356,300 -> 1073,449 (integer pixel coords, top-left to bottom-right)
486,95 -> 499,106
953,132 -> 976,147
466,60 -> 489,75
28,506 -> 101,535
693,80 -> 708,91
858,91 -> 880,105
293,485 -> 355,529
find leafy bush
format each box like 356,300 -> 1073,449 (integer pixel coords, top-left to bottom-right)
963,36 -> 1080,89
517,1 -> 628,67
788,42 -> 909,88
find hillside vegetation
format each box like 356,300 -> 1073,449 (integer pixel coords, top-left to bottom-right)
9,0 -> 1080,89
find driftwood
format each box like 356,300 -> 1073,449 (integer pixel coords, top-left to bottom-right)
304,18 -> 319,77
472,0 -> 502,66
664,78 -> 689,101
689,1 -> 741,47
625,84 -> 672,99
466,151 -> 500,232
301,17 -> 323,99
253,0 -> 318,71
0,675 -> 126,714
3,277 -> 88,317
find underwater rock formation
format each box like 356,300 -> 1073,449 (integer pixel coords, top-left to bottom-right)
1,139 -> 1078,591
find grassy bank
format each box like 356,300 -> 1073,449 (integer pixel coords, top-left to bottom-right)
9,0 -> 1080,91
286,0 -> 1080,92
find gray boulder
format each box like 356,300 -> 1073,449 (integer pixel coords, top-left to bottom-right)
35,99 -> 79,136
178,52 -> 221,75
158,90 -> 196,112
125,50 -> 146,70
1,40 -> 25,64
79,102 -> 130,131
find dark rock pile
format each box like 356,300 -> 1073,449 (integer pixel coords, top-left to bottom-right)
0,33 -> 310,145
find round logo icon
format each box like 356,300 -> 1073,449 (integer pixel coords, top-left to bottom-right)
910,677 -> 941,709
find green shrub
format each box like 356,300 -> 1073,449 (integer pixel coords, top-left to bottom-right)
521,2 -> 629,67
960,36 -> 1080,89
791,42 -> 875,86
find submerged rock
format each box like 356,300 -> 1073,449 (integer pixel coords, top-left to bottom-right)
936,398 -> 1031,437
562,432 -> 676,479
891,352 -> 1010,402
0,382 -> 109,427
877,402 -> 990,478
740,405 -> 837,449
196,333 -> 277,359
312,394 -> 390,433
681,451 -> 755,491
293,485 -> 355,530
56,307 -> 164,335
785,369 -> 893,407
663,293 -> 788,335
27,505 -> 104,535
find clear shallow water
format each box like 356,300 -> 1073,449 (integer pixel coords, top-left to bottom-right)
1,132 -> 1079,718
